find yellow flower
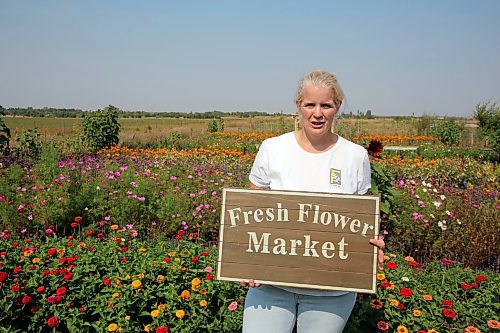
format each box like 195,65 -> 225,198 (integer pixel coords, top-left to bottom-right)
77,243 -> 86,249
404,256 -> 415,262
58,248 -> 66,255
180,290 -> 190,299
151,310 -> 160,318
111,224 -> 119,230
397,325 -> 408,333
108,323 -> 118,332
144,324 -> 151,332
112,292 -> 120,299
156,275 -> 165,283
383,255 -> 390,261
125,274 -> 131,280
413,309 -> 422,317
168,251 -> 176,257
23,250 -> 33,257
114,278 -> 121,286
376,273 -> 385,280
138,247 -> 147,252
179,265 -> 186,271
117,328 -> 124,333
200,289 -> 207,295
428,329 -> 438,333
175,310 -> 185,319
199,300 -> 208,307
131,280 -> 142,289
157,304 -> 166,311
32,257 -> 41,263
138,273 -> 145,279
389,298 -> 400,307
124,316 -> 130,321
174,258 -> 181,263
191,278 -> 201,289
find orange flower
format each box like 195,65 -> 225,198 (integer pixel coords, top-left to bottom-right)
423,294 -> 433,301
464,326 -> 481,333
191,278 -> 201,289
199,300 -> 208,307
487,320 -> 500,329
369,299 -> 384,309
179,290 -> 190,299
131,280 -> 142,289
157,304 -> 166,311
412,309 -> 421,317
376,273 -> 385,280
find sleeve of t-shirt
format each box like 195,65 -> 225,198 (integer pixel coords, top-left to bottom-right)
249,140 -> 271,188
357,151 -> 372,195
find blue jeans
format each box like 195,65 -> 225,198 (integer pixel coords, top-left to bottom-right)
242,285 -> 356,333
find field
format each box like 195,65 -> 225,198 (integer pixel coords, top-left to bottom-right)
2,115 -> 481,147
0,115 -> 498,333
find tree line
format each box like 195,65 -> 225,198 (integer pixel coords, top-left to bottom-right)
0,106 -> 275,119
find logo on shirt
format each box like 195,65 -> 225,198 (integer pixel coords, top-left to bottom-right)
330,168 -> 341,187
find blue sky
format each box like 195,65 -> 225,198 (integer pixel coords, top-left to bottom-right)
1,1 -> 499,117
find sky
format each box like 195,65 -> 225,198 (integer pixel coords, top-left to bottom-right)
1,1 -> 499,117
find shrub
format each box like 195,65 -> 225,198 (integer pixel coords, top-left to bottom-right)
0,117 -> 11,154
429,120 -> 462,146
16,128 -> 42,160
474,102 -> 500,153
81,105 -> 121,151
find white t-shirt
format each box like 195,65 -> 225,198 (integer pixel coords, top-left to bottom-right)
249,131 -> 372,296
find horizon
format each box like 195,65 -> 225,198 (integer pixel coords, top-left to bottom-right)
1,1 -> 499,118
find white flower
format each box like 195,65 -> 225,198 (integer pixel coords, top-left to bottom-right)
430,213 -> 435,219
456,219 -> 462,225
423,188 -> 428,193
440,195 -> 446,200
422,181 -> 427,186
433,188 -> 438,193
433,201 -> 442,208
96,186 -> 100,190
402,277 -> 410,282
438,220 -> 447,231
446,210 -> 451,216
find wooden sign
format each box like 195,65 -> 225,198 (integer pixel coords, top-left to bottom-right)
217,188 -> 380,293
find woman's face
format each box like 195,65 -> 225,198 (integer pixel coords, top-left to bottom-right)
296,84 -> 338,138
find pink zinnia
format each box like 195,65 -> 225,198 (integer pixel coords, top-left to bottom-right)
227,301 -> 238,311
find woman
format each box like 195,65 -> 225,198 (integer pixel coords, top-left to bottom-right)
242,70 -> 384,333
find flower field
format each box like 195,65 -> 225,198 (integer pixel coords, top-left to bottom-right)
0,131 -> 499,332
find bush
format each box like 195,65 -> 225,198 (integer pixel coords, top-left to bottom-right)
429,120 -> 462,146
474,102 -> 500,153
0,117 -> 11,154
81,105 -> 121,151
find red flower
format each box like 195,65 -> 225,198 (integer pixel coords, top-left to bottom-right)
380,281 -> 392,288
37,286 -> 45,293
0,271 -> 7,283
47,248 -> 57,256
385,261 -> 398,269
177,230 -> 185,236
74,216 -> 82,222
78,307 -> 84,312
22,296 -> 32,304
164,257 -> 171,263
11,285 -> 20,292
191,256 -> 199,263
441,257 -> 453,266
475,275 -> 487,282
201,251 -> 209,256
376,321 -> 389,331
205,273 -> 214,281
442,299 -> 453,307
121,257 -> 127,263
442,308 -> 456,318
417,330 -> 426,333
13,266 -> 22,274
103,278 -> 111,286
156,326 -> 169,333
471,282 -> 478,288
28,265 -> 36,270
70,223 -> 78,228
86,230 -> 93,235
408,260 -> 419,267
119,246 -> 128,252
42,270 -> 50,276
461,283 -> 471,290
399,288 -> 413,298
56,287 -> 67,296
47,316 -> 59,327
30,306 -> 39,313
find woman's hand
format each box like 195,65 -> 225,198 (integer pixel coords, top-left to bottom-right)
369,236 -> 385,270
240,279 -> 261,288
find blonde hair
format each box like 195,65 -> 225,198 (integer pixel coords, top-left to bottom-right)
295,70 -> 344,108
